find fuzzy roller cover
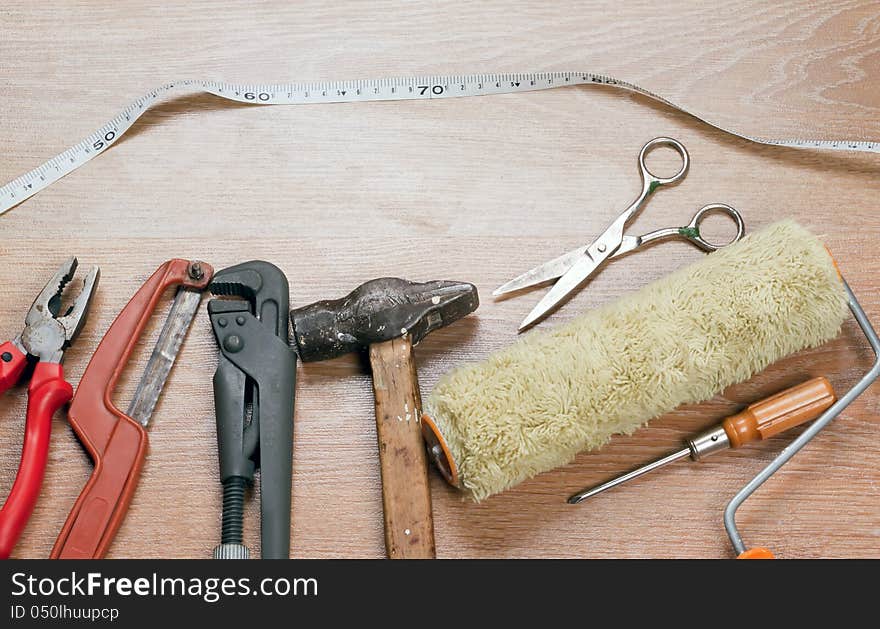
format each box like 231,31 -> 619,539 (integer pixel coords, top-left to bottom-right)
423,220 -> 849,501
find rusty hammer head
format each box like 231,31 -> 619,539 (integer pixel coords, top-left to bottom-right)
290,278 -> 478,362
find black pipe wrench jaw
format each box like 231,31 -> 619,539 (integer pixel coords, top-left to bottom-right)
208,261 -> 297,560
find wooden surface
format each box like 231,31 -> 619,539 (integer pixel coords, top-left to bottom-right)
1,1 -> 878,559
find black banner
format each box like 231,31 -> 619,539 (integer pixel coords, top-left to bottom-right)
0,559 -> 870,625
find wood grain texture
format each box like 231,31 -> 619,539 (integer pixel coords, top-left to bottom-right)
1,1 -> 878,558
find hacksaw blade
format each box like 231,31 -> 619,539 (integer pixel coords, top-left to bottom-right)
127,287 -> 202,427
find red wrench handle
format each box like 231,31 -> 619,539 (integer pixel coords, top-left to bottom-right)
51,259 -> 212,559
0,362 -> 72,558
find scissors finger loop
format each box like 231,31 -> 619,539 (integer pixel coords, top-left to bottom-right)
639,137 -> 690,188
685,203 -> 745,251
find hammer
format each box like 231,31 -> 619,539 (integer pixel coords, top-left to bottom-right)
290,278 -> 478,558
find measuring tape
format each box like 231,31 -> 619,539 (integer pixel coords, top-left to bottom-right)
2,71 -> 878,216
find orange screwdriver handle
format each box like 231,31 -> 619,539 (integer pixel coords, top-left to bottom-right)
722,377 -> 836,449
51,259 -> 212,559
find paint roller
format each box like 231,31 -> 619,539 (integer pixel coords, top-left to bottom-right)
421,220 -> 863,502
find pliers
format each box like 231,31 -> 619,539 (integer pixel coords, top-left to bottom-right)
0,257 -> 99,558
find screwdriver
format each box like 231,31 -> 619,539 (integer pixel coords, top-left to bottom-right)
567,377 -> 836,504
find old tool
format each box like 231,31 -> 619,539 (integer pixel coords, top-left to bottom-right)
208,261 -> 297,560
568,377 -> 836,504
422,221 -> 850,501
494,137 -> 745,330
51,259 -> 212,559
290,278 -> 478,559
0,257 -> 99,558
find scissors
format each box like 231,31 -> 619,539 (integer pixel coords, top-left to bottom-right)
494,137 -> 745,331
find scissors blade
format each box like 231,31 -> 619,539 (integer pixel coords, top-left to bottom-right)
518,248 -> 610,331
493,244 -> 590,296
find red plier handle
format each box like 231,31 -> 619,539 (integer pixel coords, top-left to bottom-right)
0,341 -> 73,559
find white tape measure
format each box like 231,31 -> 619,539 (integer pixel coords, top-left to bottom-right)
2,71 -> 878,216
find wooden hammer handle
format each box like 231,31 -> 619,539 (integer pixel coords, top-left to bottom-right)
368,336 -> 436,559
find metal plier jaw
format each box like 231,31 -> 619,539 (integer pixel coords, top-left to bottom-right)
0,256 -> 99,559
12,257 -> 99,364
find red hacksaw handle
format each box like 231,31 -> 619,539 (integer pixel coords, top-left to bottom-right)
51,259 -> 212,559
0,356 -> 72,558
51,416 -> 148,559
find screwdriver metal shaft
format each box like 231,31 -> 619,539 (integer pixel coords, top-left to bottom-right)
568,448 -> 690,504
567,377 -> 836,505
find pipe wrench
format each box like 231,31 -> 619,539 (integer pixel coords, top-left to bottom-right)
208,261 -> 297,559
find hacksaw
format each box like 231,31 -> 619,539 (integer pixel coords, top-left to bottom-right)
2,71 -> 878,217
51,259 -> 213,559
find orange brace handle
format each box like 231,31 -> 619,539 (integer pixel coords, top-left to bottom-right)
51,259 -> 212,559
